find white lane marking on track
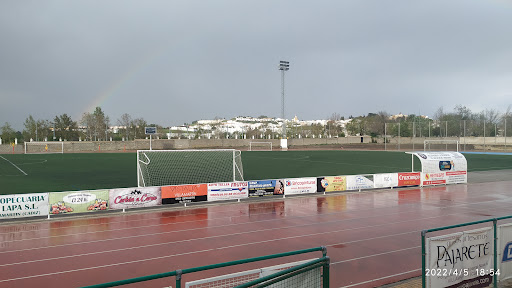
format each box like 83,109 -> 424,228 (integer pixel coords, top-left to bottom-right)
0,156 -> 27,176
0,203 -> 439,254
339,269 -> 422,288
0,191 -> 493,251
330,246 -> 420,265
0,191 -> 504,245
0,204 -> 491,267
0,228 -> 423,283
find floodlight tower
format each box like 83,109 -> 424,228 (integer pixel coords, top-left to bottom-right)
278,61 -> 289,143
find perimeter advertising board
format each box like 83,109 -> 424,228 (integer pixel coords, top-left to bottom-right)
373,173 -> 398,188
49,190 -> 109,215
398,172 -> 421,186
248,180 -> 284,197
317,176 -> 347,192
346,175 -> 374,191
284,178 -> 317,195
411,152 -> 467,186
426,227 -> 493,288
499,223 -> 512,282
161,184 -> 207,204
207,182 -> 248,202
109,187 -> 161,210
0,193 -> 49,219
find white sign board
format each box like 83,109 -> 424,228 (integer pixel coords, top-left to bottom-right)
499,223 -> 512,282
284,178 -> 317,195
373,173 -> 399,188
109,187 -> 161,209
346,175 -> 374,190
0,193 -> 49,219
207,182 -> 249,202
426,227 -> 493,288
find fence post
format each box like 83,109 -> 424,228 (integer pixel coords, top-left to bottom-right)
421,230 -> 426,288
175,269 -> 182,288
494,219 -> 498,288
323,256 -> 330,288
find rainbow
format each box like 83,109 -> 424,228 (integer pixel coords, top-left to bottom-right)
81,44 -> 170,117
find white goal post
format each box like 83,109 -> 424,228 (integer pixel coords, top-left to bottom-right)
249,142 -> 272,151
137,149 -> 244,187
25,142 -> 64,154
424,140 -> 459,152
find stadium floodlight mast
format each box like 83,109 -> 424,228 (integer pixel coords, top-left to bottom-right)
279,60 -> 289,148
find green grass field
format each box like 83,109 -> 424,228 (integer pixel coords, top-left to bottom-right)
1,151 -> 511,195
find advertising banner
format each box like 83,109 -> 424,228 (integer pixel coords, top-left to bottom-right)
499,223 -> 512,282
422,172 -> 447,186
346,175 -> 374,191
207,182 -> 248,202
426,227 -> 493,288
0,193 -> 49,219
398,172 -> 421,187
410,152 -> 467,186
445,171 -> 468,184
49,190 -> 109,215
373,173 -> 398,188
248,180 -> 284,197
161,184 -> 207,204
284,178 -> 317,195
317,176 -> 347,192
109,187 -> 161,210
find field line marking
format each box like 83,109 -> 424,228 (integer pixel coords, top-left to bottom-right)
0,156 -> 27,176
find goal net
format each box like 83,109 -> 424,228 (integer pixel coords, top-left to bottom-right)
249,142 -> 272,151
424,140 -> 459,152
25,142 -> 64,154
137,149 -> 244,187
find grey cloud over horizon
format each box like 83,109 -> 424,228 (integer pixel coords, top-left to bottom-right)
1,0 -> 511,131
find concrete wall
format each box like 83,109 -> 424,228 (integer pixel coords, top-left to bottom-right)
2,136 -> 512,153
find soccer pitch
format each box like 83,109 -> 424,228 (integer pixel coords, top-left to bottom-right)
1,151 -> 511,195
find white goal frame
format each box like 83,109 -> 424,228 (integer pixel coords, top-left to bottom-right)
423,140 -> 459,152
25,141 -> 64,154
249,142 -> 272,151
137,149 -> 244,187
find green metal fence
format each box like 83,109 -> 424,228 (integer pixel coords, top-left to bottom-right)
421,215 -> 512,288
81,246 -> 329,288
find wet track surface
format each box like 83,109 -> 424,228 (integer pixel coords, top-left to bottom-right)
1,170 -> 512,287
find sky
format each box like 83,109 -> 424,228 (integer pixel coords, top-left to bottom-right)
1,0 -> 512,131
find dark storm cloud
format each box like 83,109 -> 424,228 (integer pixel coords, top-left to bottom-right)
1,0 -> 511,130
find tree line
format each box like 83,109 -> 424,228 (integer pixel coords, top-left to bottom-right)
345,105 -> 512,138
2,105 -> 512,144
0,107 -> 149,144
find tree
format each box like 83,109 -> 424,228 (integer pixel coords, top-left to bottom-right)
23,115 -> 37,141
81,107 -> 110,141
1,122 -> 17,143
80,112 -> 95,141
131,118 -> 148,139
117,113 -> 132,140
54,114 -> 79,141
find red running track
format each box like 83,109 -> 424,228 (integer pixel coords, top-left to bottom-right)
2,180 -> 512,288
